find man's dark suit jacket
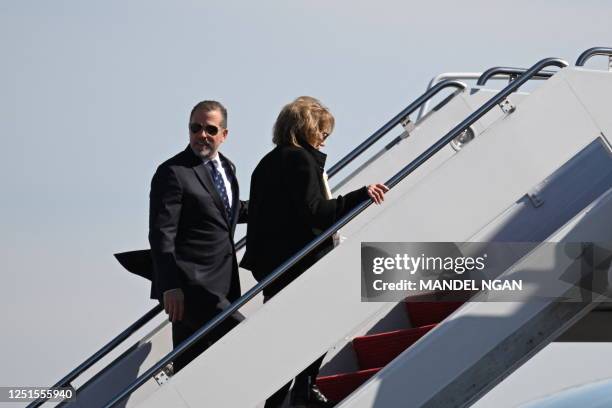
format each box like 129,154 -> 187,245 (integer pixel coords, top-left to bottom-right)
240,143 -> 368,298
149,146 -> 248,304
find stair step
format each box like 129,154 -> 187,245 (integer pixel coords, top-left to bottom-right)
405,301 -> 463,327
316,367 -> 381,403
315,303 -> 463,403
353,324 -> 437,370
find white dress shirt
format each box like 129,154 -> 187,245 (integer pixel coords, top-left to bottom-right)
204,155 -> 233,206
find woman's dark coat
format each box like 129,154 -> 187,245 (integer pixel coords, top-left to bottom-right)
240,143 -> 368,298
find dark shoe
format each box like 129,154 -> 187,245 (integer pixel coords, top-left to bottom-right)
291,384 -> 334,407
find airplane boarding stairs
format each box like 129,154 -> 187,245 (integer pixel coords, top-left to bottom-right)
41,63 -> 514,408
128,61 -> 612,407
31,49 -> 612,408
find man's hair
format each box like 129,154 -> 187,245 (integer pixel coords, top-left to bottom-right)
190,100 -> 228,128
272,96 -> 335,147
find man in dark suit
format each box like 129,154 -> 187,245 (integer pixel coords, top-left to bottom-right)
149,100 -> 247,372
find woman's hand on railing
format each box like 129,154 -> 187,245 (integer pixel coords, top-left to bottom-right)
366,184 -> 389,204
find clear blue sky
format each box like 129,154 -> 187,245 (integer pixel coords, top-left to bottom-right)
1,0 -> 611,394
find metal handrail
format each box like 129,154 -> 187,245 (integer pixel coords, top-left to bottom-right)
102,57 -> 568,408
235,236 -> 246,250
576,47 -> 612,67
416,67 -> 557,121
26,304 -> 163,408
476,67 -> 557,86
327,80 -> 466,177
30,79 -> 467,408
417,73 -> 484,120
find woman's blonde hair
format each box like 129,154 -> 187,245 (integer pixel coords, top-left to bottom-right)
272,96 -> 335,147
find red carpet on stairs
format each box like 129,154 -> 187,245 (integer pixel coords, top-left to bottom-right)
316,368 -> 381,403
316,302 -> 463,403
352,324 -> 437,370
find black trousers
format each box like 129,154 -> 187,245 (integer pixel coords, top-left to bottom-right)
263,293 -> 326,408
264,355 -> 325,407
171,284 -> 240,373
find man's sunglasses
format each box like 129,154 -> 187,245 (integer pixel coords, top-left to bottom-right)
189,123 -> 221,136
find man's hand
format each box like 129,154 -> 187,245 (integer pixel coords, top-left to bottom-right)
163,288 -> 185,322
366,183 -> 389,204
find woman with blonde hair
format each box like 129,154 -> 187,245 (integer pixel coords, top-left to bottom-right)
241,96 -> 387,407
